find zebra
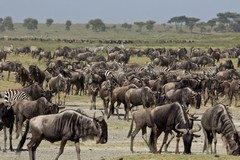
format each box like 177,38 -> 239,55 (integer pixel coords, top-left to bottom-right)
104,70 -> 120,87
4,89 -> 32,105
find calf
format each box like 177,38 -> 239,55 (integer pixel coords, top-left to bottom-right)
12,97 -> 61,139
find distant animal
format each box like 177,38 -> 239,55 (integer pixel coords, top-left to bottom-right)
38,51 -> 52,61
0,61 -> 17,81
99,80 -> 112,115
48,73 -> 67,105
89,82 -> 99,110
201,103 -> 240,155
16,110 -> 108,160
229,79 -> 240,107
29,65 -> 45,87
0,50 -> 7,61
0,102 -> 14,152
149,102 -> 201,154
15,65 -> 32,86
15,46 -> 30,54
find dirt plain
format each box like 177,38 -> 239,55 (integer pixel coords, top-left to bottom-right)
0,95 -> 240,160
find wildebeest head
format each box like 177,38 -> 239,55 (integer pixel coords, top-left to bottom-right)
175,123 -> 201,154
93,112 -> 108,144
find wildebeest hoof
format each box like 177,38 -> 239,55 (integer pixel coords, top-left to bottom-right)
2,149 -> 6,152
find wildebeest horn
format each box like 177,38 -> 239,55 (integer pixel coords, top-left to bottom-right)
175,123 -> 187,134
189,123 -> 201,133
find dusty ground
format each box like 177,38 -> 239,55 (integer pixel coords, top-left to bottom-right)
0,95 -> 240,160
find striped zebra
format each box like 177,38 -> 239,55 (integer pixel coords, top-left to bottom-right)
4,89 -> 32,105
104,70 -> 119,87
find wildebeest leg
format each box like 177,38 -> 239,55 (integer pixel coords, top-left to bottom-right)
16,115 -> 25,139
151,127 -> 161,153
129,125 -> 141,153
74,140 -> 81,160
164,131 -> 175,152
141,127 -> 151,152
3,126 -> 7,152
175,134 -> 181,154
9,124 -> 13,151
202,129 -> 209,153
55,138 -> 68,160
212,130 -> 217,154
116,102 -> 121,120
158,131 -> 170,153
28,137 -> 42,160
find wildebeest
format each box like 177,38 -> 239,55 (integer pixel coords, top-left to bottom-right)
12,97 -> 60,139
0,102 -> 14,151
48,73 -> 67,105
99,80 -> 111,115
15,46 -> 30,54
127,108 -> 153,152
218,60 -> 234,71
0,50 -> 7,61
16,110 -> 108,160
0,61 -> 17,81
89,82 -> 99,110
107,84 -> 138,119
15,65 -> 32,86
215,69 -> 240,81
165,87 -> 201,112
38,50 -> 52,61
29,65 -> 46,88
149,102 -> 201,154
124,86 -> 155,120
228,79 -> 240,107
20,83 -> 52,102
201,103 -> 240,155
127,107 -> 199,153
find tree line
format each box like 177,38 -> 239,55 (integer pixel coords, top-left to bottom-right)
0,12 -> 240,33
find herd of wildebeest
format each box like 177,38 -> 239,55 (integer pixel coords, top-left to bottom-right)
1,42 -> 240,159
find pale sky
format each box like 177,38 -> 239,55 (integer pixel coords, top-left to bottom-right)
1,0 -> 240,24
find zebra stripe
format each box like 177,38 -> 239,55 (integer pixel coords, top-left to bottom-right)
4,89 -> 32,104
135,66 -> 145,73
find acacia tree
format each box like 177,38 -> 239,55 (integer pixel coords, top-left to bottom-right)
207,19 -> 217,32
196,22 -> 207,33
145,20 -> 156,31
46,18 -> 54,27
65,20 -> 72,31
134,21 -> 145,32
121,23 -> 132,30
88,19 -> 106,32
185,17 -> 200,33
167,16 -> 187,32
3,16 -> 14,31
216,12 -> 240,32
23,18 -> 38,30
0,18 -> 5,32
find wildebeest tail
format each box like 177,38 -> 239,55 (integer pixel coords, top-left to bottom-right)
16,120 -> 30,152
149,128 -> 155,152
127,114 -> 134,138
